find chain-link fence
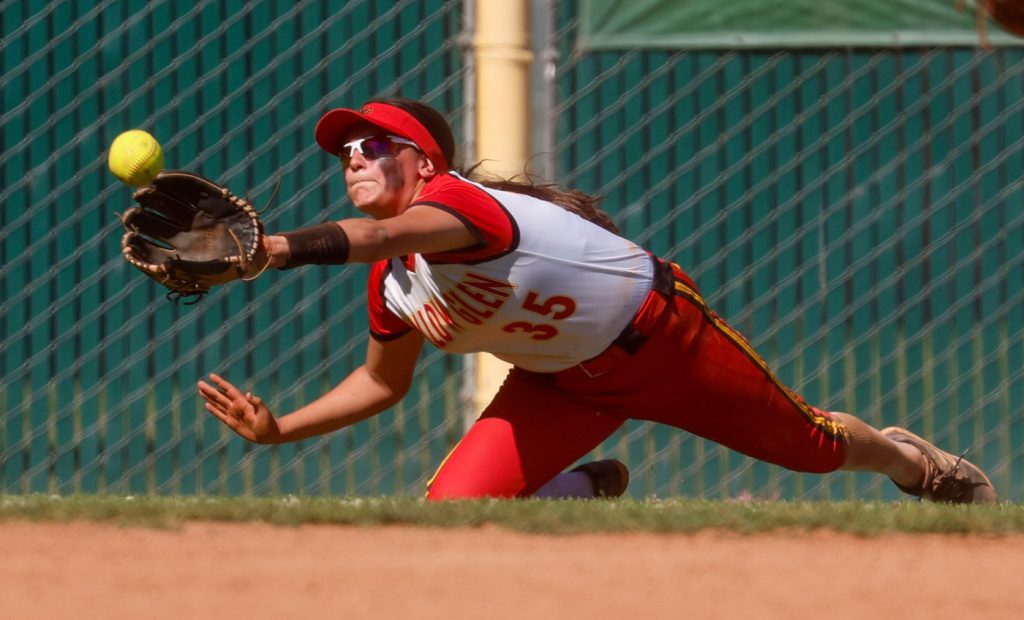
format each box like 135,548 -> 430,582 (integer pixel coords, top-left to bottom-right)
4,0 -> 1023,501
1,0 -> 468,495
553,3 -> 1024,500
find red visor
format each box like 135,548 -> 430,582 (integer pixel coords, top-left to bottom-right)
315,103 -> 448,172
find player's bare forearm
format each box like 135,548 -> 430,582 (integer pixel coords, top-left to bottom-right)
339,208 -> 478,262
199,363 -> 410,445
271,365 -> 407,442
262,206 -> 478,267
200,331 -> 422,444
265,329 -> 422,443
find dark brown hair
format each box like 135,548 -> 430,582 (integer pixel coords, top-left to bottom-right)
462,165 -> 619,234
370,97 -> 619,234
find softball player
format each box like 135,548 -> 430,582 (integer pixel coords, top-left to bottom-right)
198,98 -> 997,504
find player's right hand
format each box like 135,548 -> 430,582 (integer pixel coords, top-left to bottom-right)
198,373 -> 281,443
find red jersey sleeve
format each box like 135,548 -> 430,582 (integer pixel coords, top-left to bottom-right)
367,259 -> 413,340
413,174 -> 519,264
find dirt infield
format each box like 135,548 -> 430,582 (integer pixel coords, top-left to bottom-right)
1,522 -> 1020,619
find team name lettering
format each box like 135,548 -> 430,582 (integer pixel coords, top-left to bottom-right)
412,272 -> 515,348
442,289 -> 487,324
461,272 -> 516,299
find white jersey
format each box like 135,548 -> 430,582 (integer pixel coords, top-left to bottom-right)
367,173 -> 653,372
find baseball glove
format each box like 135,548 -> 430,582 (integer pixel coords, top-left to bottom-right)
119,171 -> 265,302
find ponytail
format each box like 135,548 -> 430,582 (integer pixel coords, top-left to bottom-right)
463,164 -> 619,234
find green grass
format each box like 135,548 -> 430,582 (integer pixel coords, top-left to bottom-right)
2,495 -> 1024,535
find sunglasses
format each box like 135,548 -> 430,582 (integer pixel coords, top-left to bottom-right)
339,134 -> 420,166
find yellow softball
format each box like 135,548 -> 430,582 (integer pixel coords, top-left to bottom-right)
108,129 -> 164,187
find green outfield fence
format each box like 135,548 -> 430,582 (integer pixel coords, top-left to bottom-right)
555,2 -> 1024,500
0,0 -> 468,496
2,0 -> 1023,501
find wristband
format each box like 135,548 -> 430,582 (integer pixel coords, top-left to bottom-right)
279,223 -> 351,269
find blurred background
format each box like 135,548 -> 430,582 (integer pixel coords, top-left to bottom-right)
2,0 -> 1022,500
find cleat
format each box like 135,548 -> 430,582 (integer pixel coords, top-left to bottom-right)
571,459 -> 630,498
881,427 -> 998,504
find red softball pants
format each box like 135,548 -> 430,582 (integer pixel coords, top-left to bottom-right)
426,261 -> 849,499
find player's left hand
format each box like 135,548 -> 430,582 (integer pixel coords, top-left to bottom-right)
198,373 -> 281,443
120,171 -> 265,303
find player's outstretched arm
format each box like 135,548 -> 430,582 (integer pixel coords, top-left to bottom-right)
260,205 -> 478,269
198,329 -> 424,444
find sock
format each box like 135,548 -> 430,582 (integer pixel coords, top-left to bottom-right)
532,471 -> 595,498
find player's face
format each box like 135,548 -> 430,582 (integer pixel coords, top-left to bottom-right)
340,123 -> 427,219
